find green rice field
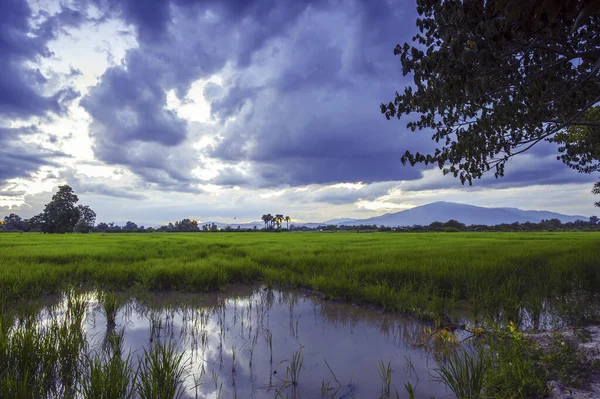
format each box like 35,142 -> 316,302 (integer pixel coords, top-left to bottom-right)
1,231 -> 600,398
2,232 -> 599,325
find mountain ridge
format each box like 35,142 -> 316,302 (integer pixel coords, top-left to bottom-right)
137,202 -> 588,228
336,201 -> 587,227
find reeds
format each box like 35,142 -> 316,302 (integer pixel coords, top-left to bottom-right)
99,292 -> 122,328
0,294 -> 87,399
432,348 -> 487,399
80,331 -> 135,399
136,341 -> 188,399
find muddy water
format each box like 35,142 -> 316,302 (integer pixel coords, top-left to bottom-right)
54,286 -> 456,398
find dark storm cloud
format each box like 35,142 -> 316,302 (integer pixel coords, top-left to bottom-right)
78,0 -> 586,192
206,1 -> 433,186
80,0 -> 333,187
0,1 -> 86,191
0,126 -> 68,190
400,141 -> 598,192
81,62 -> 188,147
73,181 -> 147,200
0,145 -> 66,182
0,0 -> 87,120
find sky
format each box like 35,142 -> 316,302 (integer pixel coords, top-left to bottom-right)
1,0 -> 597,225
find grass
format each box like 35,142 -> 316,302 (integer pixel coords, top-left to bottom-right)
136,341 -> 188,399
0,232 -> 598,325
80,331 -> 135,399
0,292 -> 87,399
98,292 -> 121,328
432,348 -> 487,399
0,231 -> 598,397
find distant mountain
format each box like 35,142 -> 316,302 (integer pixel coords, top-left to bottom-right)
144,202 -> 587,230
323,218 -> 358,225
337,201 -> 588,227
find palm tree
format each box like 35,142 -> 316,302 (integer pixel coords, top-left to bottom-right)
266,214 -> 274,230
275,214 -> 284,229
261,214 -> 269,229
284,216 -> 291,230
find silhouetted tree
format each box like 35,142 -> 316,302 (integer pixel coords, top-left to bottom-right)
382,0 -> 600,204
174,218 -> 199,232
77,205 -> 96,233
2,214 -> 28,231
40,185 -> 81,233
285,216 -> 291,230
275,214 -> 284,229
95,222 -> 109,232
124,221 -> 138,231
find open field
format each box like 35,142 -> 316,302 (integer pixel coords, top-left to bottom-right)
1,232 -> 599,325
1,232 -> 600,398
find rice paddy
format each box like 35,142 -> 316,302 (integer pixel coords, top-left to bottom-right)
0,231 -> 599,398
1,232 -> 599,324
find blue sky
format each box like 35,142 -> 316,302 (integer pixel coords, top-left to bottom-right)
0,0 -> 597,225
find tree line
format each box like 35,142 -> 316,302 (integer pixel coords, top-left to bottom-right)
314,218 -> 600,233
2,185 -> 599,233
1,185 -> 96,233
261,214 -> 291,230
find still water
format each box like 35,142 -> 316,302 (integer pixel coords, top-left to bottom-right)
46,286 -> 456,398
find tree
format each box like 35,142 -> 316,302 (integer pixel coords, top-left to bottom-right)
443,219 -> 466,230
28,214 -> 44,232
284,216 -> 291,230
554,107 -> 600,206
3,214 -> 28,231
77,205 -> 96,230
382,0 -> 600,202
124,221 -> 138,231
74,220 -> 90,233
95,222 -> 109,232
275,214 -> 284,229
262,214 -> 274,230
590,215 -> 599,225
40,185 -> 81,233
174,218 -> 199,232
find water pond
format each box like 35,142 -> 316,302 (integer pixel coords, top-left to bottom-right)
40,285 -> 459,398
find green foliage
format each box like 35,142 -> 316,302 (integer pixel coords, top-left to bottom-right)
554,107 -> 600,175
40,185 -> 81,234
483,323 -> 547,399
136,341 -> 187,399
283,347 -> 304,386
99,292 -> 122,328
554,107 -> 600,207
382,0 -> 600,202
34,185 -> 96,234
377,358 -> 393,397
432,348 -> 487,399
0,294 -> 87,398
76,205 -> 97,232
80,331 -> 135,399
543,332 -> 592,388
